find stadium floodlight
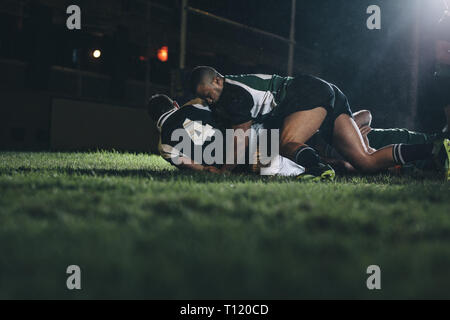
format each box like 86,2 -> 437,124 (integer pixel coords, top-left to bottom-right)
92,49 -> 102,59
439,0 -> 450,23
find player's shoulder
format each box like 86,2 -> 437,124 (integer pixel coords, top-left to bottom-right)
177,102 -> 212,115
224,74 -> 290,96
163,103 -> 208,125
225,74 -> 272,86
226,74 -> 273,79
183,103 -> 212,113
225,73 -> 290,82
220,81 -> 254,106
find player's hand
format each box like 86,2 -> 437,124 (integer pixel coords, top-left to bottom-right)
219,166 -> 233,175
204,166 -> 221,174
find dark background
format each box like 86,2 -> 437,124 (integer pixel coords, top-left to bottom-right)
0,0 -> 448,151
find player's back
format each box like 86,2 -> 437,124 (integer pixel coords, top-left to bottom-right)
215,74 -> 293,125
224,74 -> 292,105
159,104 -> 223,167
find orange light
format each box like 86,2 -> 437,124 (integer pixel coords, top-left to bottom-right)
157,46 -> 168,62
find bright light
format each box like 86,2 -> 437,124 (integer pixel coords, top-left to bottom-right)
157,46 -> 168,62
92,49 -> 102,59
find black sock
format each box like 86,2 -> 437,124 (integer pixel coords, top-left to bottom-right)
392,143 -> 433,165
294,146 -> 320,168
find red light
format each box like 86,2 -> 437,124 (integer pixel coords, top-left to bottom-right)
139,56 -> 147,61
157,46 -> 168,62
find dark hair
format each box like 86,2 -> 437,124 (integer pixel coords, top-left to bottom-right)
147,94 -> 174,122
189,66 -> 222,95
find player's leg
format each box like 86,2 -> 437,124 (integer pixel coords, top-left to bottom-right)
332,114 -> 393,172
330,85 -> 441,173
279,108 -> 336,180
366,128 -> 440,171
353,110 -> 372,128
332,114 -> 447,173
279,107 -> 327,163
368,128 -> 439,150
444,138 -> 450,180
277,74 -> 337,177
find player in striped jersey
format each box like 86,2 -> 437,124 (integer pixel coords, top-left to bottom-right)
189,66 -> 450,180
147,94 -> 306,177
148,94 -> 222,173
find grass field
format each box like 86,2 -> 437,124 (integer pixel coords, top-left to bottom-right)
0,151 -> 449,299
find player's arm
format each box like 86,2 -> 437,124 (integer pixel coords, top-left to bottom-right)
215,87 -> 255,173
159,142 -> 221,174
220,120 -> 253,173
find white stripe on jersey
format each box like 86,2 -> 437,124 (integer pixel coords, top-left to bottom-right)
251,74 -> 273,80
159,104 -> 211,130
191,104 -> 212,112
157,108 -> 178,132
225,78 -> 277,119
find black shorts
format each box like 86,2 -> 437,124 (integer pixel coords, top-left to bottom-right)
268,74 -> 353,144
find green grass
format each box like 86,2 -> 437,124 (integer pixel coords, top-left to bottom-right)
0,151 -> 449,299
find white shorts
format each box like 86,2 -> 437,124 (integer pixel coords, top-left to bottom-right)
260,155 -> 305,177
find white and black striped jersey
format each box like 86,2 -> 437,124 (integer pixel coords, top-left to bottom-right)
214,74 -> 293,126
158,104 -> 224,167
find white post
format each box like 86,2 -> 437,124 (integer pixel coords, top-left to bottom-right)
145,1 -> 151,103
180,0 -> 188,69
407,0 -> 420,129
287,0 -> 297,76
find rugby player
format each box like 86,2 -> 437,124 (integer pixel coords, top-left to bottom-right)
319,110 -> 450,174
147,94 -> 305,177
148,94 -> 221,174
189,67 -> 450,180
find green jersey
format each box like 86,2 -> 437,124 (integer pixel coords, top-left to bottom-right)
214,74 -> 293,125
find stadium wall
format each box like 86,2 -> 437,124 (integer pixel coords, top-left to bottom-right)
0,89 -> 52,151
50,98 -> 158,153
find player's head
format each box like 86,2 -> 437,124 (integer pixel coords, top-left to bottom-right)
189,66 -> 224,105
147,94 -> 179,124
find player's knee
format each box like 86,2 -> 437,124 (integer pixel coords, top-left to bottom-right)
353,110 -> 372,128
